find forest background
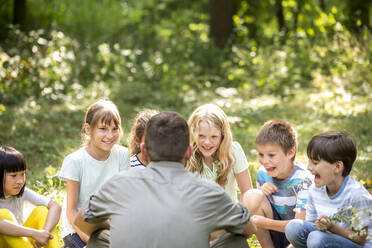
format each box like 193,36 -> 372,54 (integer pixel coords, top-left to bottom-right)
0,0 -> 371,246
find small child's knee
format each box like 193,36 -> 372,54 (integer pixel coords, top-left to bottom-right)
285,219 -> 303,232
285,219 -> 304,237
242,189 -> 268,213
31,206 -> 49,218
0,209 -> 15,221
307,231 -> 326,248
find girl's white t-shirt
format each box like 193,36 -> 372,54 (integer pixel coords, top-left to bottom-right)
59,144 -> 130,237
0,187 -> 50,224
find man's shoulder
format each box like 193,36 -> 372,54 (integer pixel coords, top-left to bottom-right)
193,175 -> 225,192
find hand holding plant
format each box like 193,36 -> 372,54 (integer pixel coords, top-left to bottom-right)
315,215 -> 333,231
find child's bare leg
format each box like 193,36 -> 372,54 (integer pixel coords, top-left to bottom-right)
241,189 -> 274,248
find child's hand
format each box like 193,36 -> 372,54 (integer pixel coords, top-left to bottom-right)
315,215 -> 332,231
260,182 -> 278,195
250,215 -> 266,228
32,229 -> 53,247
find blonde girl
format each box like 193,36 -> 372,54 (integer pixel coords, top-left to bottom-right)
128,109 -> 159,167
59,99 -> 130,247
187,104 -> 253,201
0,146 -> 61,248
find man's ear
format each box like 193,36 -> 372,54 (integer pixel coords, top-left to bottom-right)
184,145 -> 193,161
335,161 -> 344,174
140,143 -> 149,161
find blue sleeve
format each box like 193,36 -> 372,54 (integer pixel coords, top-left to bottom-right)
256,167 -> 273,189
295,177 -> 312,210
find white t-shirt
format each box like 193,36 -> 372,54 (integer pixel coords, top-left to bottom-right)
306,176 -> 372,247
0,187 -> 50,224
200,141 -> 249,201
59,144 -> 130,237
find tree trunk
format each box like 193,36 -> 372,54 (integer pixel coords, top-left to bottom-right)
275,0 -> 286,33
348,0 -> 370,32
294,0 -> 303,32
13,0 -> 27,29
319,0 -> 326,12
209,0 -> 233,48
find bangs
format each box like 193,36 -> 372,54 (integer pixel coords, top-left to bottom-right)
0,147 -> 27,172
4,158 -> 26,172
99,110 -> 120,128
91,109 -> 121,129
307,138 -> 334,163
306,141 -> 323,161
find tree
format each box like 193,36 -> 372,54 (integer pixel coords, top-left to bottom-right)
209,0 -> 233,48
347,0 -> 370,32
13,0 -> 26,29
293,0 -> 304,32
275,0 -> 286,34
319,0 -> 326,11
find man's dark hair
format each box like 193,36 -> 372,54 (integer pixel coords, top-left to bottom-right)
307,131 -> 357,177
145,112 -> 189,162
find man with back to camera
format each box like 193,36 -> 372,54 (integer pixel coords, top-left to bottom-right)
74,111 -> 256,248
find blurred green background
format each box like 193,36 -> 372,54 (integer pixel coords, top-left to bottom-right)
1,0 -> 371,245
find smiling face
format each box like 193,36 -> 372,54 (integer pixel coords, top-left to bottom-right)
307,159 -> 340,187
86,119 -> 120,159
257,143 -> 295,180
196,122 -> 222,165
3,170 -> 26,197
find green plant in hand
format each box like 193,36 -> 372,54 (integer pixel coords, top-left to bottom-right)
328,205 -> 370,239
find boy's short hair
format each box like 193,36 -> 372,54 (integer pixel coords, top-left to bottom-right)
255,119 -> 297,159
307,131 -> 356,177
145,112 -> 189,162
0,146 -> 27,199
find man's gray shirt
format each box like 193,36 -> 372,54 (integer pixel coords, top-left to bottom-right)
82,161 -> 250,248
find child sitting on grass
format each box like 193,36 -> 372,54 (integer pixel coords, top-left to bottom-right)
128,109 -> 159,168
59,99 -> 130,247
242,119 -> 313,248
285,131 -> 372,248
0,146 -> 61,248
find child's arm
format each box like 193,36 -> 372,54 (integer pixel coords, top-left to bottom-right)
66,179 -> 90,243
233,142 -> 253,194
259,182 -> 278,196
316,215 -> 367,246
242,219 -> 257,238
74,209 -> 110,236
43,199 -> 61,232
236,169 -> 253,197
251,210 -> 306,233
0,219 -> 52,245
251,215 -> 288,233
